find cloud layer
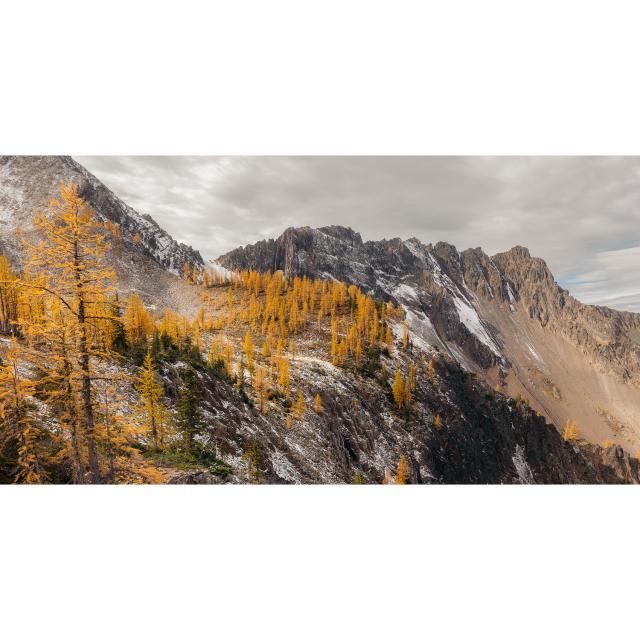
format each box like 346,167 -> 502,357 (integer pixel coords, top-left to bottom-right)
75,156 -> 640,311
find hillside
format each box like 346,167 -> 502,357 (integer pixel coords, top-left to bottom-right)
219,225 -> 640,452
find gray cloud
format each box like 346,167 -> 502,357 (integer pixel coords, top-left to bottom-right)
75,156 -> 640,311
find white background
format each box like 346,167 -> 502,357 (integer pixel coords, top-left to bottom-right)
2,1 -> 640,638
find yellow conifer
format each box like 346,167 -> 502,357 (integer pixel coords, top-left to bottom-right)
395,455 -> 410,484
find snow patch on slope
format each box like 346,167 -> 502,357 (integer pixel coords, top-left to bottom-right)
393,282 -> 420,302
526,343 -> 543,363
452,295 -> 502,358
512,445 -> 535,484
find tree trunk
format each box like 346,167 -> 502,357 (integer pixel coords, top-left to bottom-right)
103,388 -> 115,483
151,408 -> 158,450
78,300 -> 101,483
73,234 -> 101,484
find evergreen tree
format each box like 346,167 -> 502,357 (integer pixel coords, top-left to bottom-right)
241,440 -> 262,484
174,368 -> 204,454
110,296 -> 128,354
150,330 -> 162,359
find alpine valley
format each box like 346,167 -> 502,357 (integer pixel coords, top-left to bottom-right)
1,155 -> 639,484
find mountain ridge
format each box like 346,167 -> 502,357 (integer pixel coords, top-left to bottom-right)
219,224 -> 640,451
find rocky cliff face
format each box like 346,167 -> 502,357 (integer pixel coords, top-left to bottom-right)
220,226 -> 640,452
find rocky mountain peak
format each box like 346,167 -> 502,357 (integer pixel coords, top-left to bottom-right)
317,225 -> 363,246
504,244 -> 531,260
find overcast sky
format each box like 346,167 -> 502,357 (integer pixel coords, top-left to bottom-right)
75,156 -> 640,312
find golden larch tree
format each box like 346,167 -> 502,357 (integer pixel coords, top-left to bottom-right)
21,182 -> 117,483
134,352 -> 168,450
563,420 -> 580,441
402,321 -> 409,349
385,325 -> 394,353
427,357 -> 436,384
294,391 -> 306,420
395,455 -> 410,484
243,329 -> 254,373
278,357 -> 290,399
392,371 -> 405,408
0,255 -> 20,335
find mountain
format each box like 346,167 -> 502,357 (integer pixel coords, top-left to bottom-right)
219,225 -> 640,453
1,158 -> 638,484
0,156 -> 204,312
